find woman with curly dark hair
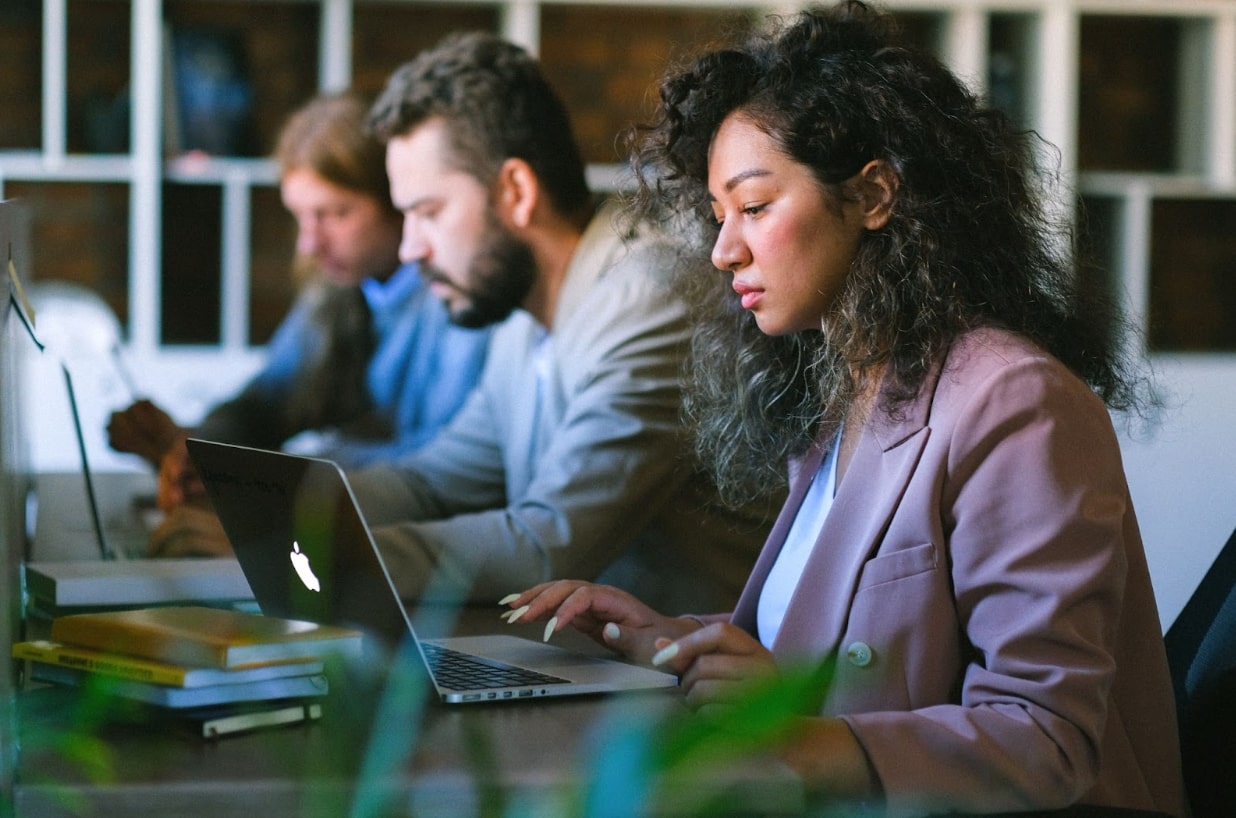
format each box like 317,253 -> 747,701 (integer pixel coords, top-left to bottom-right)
503,2 -> 1184,814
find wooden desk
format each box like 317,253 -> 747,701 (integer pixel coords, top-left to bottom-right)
11,615 -> 806,818
9,471 -> 804,816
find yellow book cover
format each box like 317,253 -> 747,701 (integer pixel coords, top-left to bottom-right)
49,606 -> 362,669
12,639 -> 324,687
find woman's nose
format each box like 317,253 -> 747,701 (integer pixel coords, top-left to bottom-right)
711,222 -> 749,272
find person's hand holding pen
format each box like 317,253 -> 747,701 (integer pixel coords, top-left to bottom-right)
147,439 -> 229,557
155,435 -> 207,513
106,398 -> 186,467
500,580 -> 779,711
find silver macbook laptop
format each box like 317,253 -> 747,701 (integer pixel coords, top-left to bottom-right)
185,438 -> 678,704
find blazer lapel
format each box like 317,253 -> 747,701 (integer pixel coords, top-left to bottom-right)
769,426 -> 928,656
769,362 -> 944,657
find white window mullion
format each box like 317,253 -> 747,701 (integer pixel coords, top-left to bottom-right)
42,0 -> 68,166
320,0 -> 353,93
1036,2 -> 1078,226
1121,184 -> 1153,348
1211,11 -> 1236,186
502,0 -> 540,56
221,174 -> 252,352
129,0 -> 163,353
946,5 -> 989,100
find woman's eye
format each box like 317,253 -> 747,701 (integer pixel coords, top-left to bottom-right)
741,203 -> 766,216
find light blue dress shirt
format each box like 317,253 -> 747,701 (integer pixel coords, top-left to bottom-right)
198,262 -> 490,468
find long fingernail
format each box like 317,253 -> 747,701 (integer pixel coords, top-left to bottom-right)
502,605 -> 530,623
651,642 -> 679,667
603,622 -> 620,641
542,616 -> 558,642
498,593 -> 521,606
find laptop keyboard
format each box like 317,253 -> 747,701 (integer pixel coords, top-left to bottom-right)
421,642 -> 570,690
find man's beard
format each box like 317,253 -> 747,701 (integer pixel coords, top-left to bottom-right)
420,220 -> 537,330
291,252 -> 385,289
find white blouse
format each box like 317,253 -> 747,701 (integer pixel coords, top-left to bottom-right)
757,430 -> 841,648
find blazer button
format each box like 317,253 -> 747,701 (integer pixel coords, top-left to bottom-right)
846,641 -> 874,668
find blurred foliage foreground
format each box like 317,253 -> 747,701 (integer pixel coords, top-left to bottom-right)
16,639 -> 855,818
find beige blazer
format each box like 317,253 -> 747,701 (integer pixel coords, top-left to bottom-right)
347,202 -> 768,613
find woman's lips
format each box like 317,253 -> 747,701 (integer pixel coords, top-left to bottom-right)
732,281 -> 763,310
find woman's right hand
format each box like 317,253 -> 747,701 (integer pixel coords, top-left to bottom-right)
499,580 -> 700,665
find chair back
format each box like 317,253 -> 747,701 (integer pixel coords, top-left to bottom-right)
1163,525 -> 1236,818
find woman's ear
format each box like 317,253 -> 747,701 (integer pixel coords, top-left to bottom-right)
495,158 -> 539,230
857,159 -> 897,230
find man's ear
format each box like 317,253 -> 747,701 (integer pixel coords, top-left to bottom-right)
495,157 -> 539,229
857,159 -> 897,230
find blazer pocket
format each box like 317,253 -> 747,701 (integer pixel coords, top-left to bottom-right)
855,542 -> 937,590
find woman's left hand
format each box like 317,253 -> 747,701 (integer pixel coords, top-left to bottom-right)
654,623 -> 877,798
651,622 -> 779,711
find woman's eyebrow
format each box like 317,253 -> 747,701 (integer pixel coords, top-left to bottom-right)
721,168 -> 771,193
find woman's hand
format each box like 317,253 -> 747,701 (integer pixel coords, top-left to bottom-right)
647,626 -> 876,797
505,583 -> 875,797
498,580 -> 699,665
648,622 -> 780,712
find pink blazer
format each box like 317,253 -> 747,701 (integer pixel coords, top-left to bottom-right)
725,327 -> 1186,816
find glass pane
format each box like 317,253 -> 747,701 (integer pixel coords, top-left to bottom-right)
68,0 -> 132,154
5,180 -> 131,329
161,182 -> 221,344
1077,194 -> 1123,329
891,11 -> 945,58
248,184 -> 296,346
1079,16 -> 1181,173
164,0 -> 319,158
0,0 -> 42,150
988,13 -> 1036,130
353,3 -> 501,101
1149,199 -> 1236,352
539,5 -> 753,165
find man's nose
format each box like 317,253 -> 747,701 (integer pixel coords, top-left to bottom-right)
297,222 -> 326,257
399,219 -> 430,263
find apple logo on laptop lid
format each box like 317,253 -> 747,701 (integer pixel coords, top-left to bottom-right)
290,541 -> 321,593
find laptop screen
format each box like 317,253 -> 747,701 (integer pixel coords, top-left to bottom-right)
187,438 -> 413,648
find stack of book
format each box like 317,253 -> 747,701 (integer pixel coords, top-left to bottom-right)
13,605 -> 363,737
22,558 -> 256,621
